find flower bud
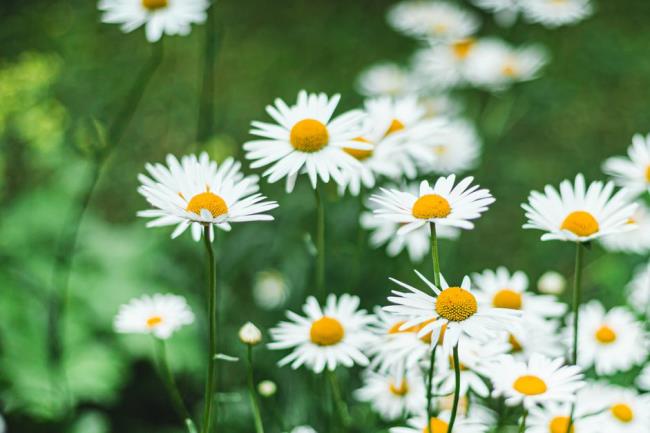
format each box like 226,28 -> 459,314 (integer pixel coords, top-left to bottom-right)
257,380 -> 277,397
239,322 -> 262,345
537,271 -> 566,295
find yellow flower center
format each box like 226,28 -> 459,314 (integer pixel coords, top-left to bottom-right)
412,194 -> 452,219
549,416 -> 574,433
290,119 -> 329,152
513,375 -> 547,396
310,316 -> 344,346
611,403 -> 634,423
433,145 -> 447,155
492,289 -> 523,310
508,334 -> 523,353
439,395 -> 468,416
389,380 -> 409,396
595,325 -> 617,344
502,63 -> 518,77
452,38 -> 475,59
385,118 -> 405,136
388,319 -> 446,345
344,137 -> 373,160
421,417 -> 449,433
645,165 -> 650,183
186,192 -> 228,218
432,23 -> 448,34
449,356 -> 468,371
561,211 -> 600,237
142,0 -> 168,10
146,315 -> 163,328
435,287 -> 478,322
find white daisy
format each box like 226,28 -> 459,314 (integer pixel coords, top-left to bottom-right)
371,175 -> 495,236
522,173 -> 638,242
636,364 -> 650,391
390,409 -> 491,433
627,262 -> 650,316
490,353 -> 584,409
419,94 -> 462,119
580,383 -> 650,433
354,369 -> 425,421
415,119 -> 481,175
504,318 -> 565,361
537,271 -> 567,295
244,90 -> 367,192
602,133 -> 650,197
527,402 -> 588,433
568,301 -> 647,375
114,293 -> 194,339
268,294 -> 374,373
98,0 -> 209,42
472,267 -> 567,321
464,39 -> 548,91
471,0 -> 521,26
521,0 -> 593,28
137,153 -> 278,241
384,270 -> 519,353
356,62 -> 413,97
600,202 -> 650,254
412,38 -> 479,90
387,1 -> 480,41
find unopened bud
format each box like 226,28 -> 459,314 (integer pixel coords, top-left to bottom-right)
537,271 -> 566,295
257,380 -> 277,397
239,322 -> 262,345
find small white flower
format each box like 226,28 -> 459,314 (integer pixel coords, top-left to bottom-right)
114,293 -> 194,339
527,402 -> 588,433
471,0 -> 521,27
387,1 -> 480,41
537,271 -> 566,295
580,382 -> 650,433
522,0 -> 593,28
354,369 -> 425,421
390,409 -> 491,433
253,270 -> 289,310
636,364 -> 650,391
239,322 -> 262,345
600,202 -> 650,254
627,262 -> 650,316
504,319 -> 565,361
257,380 -> 277,397
603,133 -> 650,197
412,38 -> 479,90
287,427 -> 317,433
522,173 -> 637,243
356,62 -> 413,97
415,119 -> 481,175
98,0 -> 209,42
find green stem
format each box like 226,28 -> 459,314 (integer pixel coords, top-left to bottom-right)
447,345 -> 461,433
314,187 -> 325,298
425,344 -> 438,433
201,226 -> 218,433
153,338 -> 196,431
246,346 -> 265,433
326,370 -> 350,429
430,223 -> 441,287
565,242 -> 585,433
196,2 -> 218,143
518,408 -> 528,433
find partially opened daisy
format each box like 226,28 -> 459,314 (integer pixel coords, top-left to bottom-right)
390,409 -> 491,433
521,0 -> 593,28
384,270 -> 519,353
98,0 -> 209,42
580,383 -> 650,433
600,202 -> 650,254
522,174 -> 637,242
568,301 -> 647,375
137,153 -> 278,241
490,354 -> 584,409
356,62 -> 412,97
114,293 -> 194,339
268,294 -> 374,373
354,369 -> 425,421
527,402 -> 588,433
602,133 -> 650,197
387,1 -> 480,41
371,175 -> 495,236
627,262 -> 650,316
244,90 -> 366,192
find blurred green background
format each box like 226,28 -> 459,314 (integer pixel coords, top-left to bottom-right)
1,0 -> 649,432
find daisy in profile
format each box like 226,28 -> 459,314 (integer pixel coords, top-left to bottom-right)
268,294 -> 374,373
411,38 -> 478,90
387,1 -> 480,41
385,271 -> 519,353
416,119 -> 481,175
465,39 -> 548,91
356,62 -> 412,97
627,262 -> 650,316
137,153 -> 278,241
522,174 -> 637,243
580,383 -> 650,433
602,133 -> 650,197
114,293 -> 194,339
390,409 -> 491,433
521,0 -> 593,28
636,364 -> 650,391
472,267 -> 566,321
371,174 -> 495,236
354,369 -> 425,421
504,319 -> 565,361
600,203 -> 650,254
569,301 -> 647,375
490,354 -> 584,409
244,90 -> 366,192
527,402 -> 588,433
98,0 -> 209,42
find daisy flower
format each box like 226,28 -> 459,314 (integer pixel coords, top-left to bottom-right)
412,38 -> 479,90
627,262 -> 650,316
580,383 -> 650,433
600,202 -> 650,254
465,39 -> 548,91
521,0 -> 593,28
527,402 -> 588,433
415,119 -> 481,175
356,62 -> 412,97
636,364 -> 650,391
568,301 -> 647,375
504,319 -> 565,361
244,90 -> 366,192
114,293 -> 194,339
98,0 -> 209,43
384,271 -> 519,353
268,294 -> 374,373
522,173 -> 637,243
471,0 -> 521,26
490,353 -> 584,409
371,175 -> 495,236
354,369 -> 425,421
602,133 -> 650,197
387,1 -> 480,41
137,153 -> 278,241
472,267 -> 566,321
390,409 -> 491,433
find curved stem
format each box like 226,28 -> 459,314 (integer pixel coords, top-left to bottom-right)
565,242 -> 585,433
326,370 -> 350,430
425,344 -> 438,433
246,345 -> 265,433
518,408 -> 528,433
314,187 -> 325,298
429,223 -> 441,287
201,227 -> 218,433
447,345 -> 461,433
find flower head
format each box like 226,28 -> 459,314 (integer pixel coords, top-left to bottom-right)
521,0 -> 593,28
239,322 -> 263,345
354,369 -> 425,421
603,133 -> 650,197
114,293 -> 194,339
580,382 -> 650,433
387,1 -> 480,41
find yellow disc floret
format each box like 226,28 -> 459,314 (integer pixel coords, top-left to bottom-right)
344,137 -> 373,160
645,165 -> 650,183
595,325 -> 617,344
421,417 -> 449,433
310,316 -> 344,346
549,416 -> 574,433
611,403 -> 634,423
290,119 -> 329,152
146,315 -> 163,328
561,211 -> 600,237
142,0 -> 168,10
412,194 -> 452,219
385,119 -> 405,136
513,375 -> 547,396
435,287 -> 478,322
508,334 -> 523,353
389,380 -> 409,396
492,289 -> 523,310
452,38 -> 475,59
186,192 -> 228,218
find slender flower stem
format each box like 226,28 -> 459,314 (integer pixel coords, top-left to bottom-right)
519,408 -> 528,433
326,370 -> 350,430
429,222 -> 441,287
425,344 -> 438,433
246,345 -> 265,433
197,2 -> 218,143
565,242 -> 585,433
153,338 -> 196,431
201,226 -> 218,433
447,345 -> 461,433
314,187 -> 325,298
426,222 -> 442,433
